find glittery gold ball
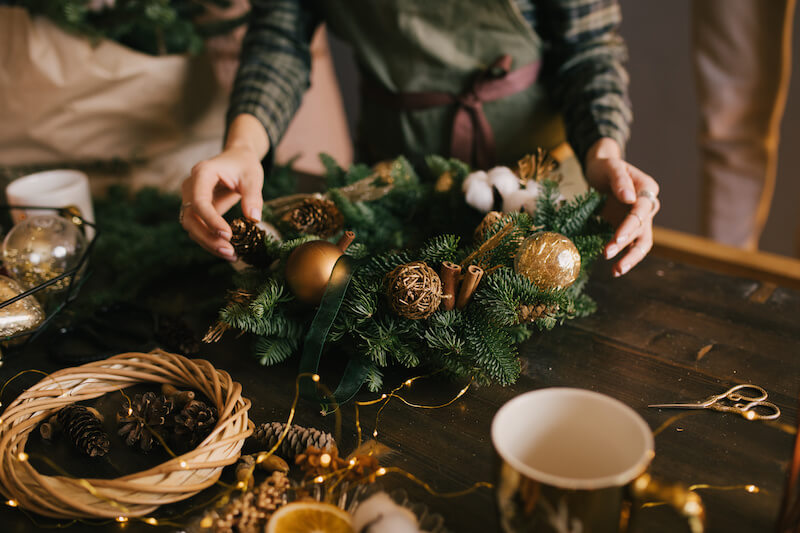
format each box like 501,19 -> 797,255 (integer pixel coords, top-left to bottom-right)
514,232 -> 581,290
0,275 -> 45,339
2,215 -> 87,294
284,241 -> 344,305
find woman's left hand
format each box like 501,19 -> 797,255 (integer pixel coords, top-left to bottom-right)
584,138 -> 660,277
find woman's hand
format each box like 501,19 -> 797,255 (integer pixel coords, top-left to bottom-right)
180,114 -> 269,260
584,138 -> 661,277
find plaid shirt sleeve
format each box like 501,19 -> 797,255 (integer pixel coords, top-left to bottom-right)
527,0 -> 632,166
226,0 -> 320,152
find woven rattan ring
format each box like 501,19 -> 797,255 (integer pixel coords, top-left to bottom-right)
0,349 -> 251,519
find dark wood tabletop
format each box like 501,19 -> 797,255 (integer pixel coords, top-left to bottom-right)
0,254 -> 796,533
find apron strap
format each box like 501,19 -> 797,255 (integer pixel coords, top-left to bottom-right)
362,55 -> 541,168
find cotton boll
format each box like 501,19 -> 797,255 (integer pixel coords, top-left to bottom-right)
486,166 -> 520,197
363,513 -> 421,533
464,178 -> 495,213
462,170 -> 488,193
352,493 -> 420,533
502,187 -> 539,214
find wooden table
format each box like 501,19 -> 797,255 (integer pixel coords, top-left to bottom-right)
0,255 -> 796,532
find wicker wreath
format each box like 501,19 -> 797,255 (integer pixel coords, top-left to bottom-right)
0,349 -> 251,519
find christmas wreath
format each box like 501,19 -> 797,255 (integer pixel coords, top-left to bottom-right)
207,151 -> 611,406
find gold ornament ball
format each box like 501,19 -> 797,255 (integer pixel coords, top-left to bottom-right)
0,275 -> 45,340
514,232 -> 581,290
285,240 -> 344,304
2,215 -> 87,294
385,261 -> 442,320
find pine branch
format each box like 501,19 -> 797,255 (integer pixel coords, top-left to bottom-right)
363,364 -> 384,392
532,179 -> 560,230
248,277 -> 293,319
254,336 -> 299,366
463,310 -> 520,385
424,154 -> 471,181
552,189 -> 605,237
320,153 -> 345,186
424,325 -> 464,357
474,267 -> 565,327
418,234 -> 461,265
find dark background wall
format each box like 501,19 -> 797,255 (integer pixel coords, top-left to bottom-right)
327,1 -> 800,257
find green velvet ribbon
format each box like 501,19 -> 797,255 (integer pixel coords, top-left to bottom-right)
299,254 -> 368,413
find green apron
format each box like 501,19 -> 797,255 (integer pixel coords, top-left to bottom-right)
321,0 -> 571,172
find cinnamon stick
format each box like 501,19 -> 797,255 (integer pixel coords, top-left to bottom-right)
337,231 -> 355,252
456,265 -> 484,309
440,261 -> 462,311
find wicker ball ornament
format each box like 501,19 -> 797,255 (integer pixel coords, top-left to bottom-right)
385,262 -> 442,320
514,231 -> 581,290
285,240 -> 345,305
474,210 -> 504,243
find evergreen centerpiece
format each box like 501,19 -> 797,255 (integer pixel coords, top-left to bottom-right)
208,153 -> 611,396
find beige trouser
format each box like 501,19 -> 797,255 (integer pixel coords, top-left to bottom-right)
692,0 -> 796,250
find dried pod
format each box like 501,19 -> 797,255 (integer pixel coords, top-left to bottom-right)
256,454 -> 290,474
161,383 -> 195,406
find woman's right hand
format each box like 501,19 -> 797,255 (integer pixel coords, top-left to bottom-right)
180,114 -> 269,260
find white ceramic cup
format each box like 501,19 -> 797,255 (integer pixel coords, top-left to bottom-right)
492,388 -> 704,532
6,170 -> 95,238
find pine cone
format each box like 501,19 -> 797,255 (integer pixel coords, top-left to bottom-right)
57,405 -> 110,457
280,198 -> 344,238
117,392 -> 173,452
230,218 -> 271,267
156,315 -> 200,355
254,471 -> 290,516
517,303 -> 559,323
208,471 -> 289,533
250,422 -> 335,459
174,399 -> 218,448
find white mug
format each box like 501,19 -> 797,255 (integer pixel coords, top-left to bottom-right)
492,388 -> 704,532
5,170 -> 95,238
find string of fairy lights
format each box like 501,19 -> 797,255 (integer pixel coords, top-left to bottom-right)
0,367 -> 791,529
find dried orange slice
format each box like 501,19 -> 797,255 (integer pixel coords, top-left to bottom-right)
266,501 -> 354,533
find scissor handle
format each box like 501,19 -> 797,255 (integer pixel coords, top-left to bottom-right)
710,400 -> 781,420
719,384 -> 769,403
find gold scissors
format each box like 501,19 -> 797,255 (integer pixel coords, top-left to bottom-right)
648,384 -> 781,421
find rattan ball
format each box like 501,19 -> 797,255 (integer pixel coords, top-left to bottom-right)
385,262 -> 442,320
474,210 -> 504,243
